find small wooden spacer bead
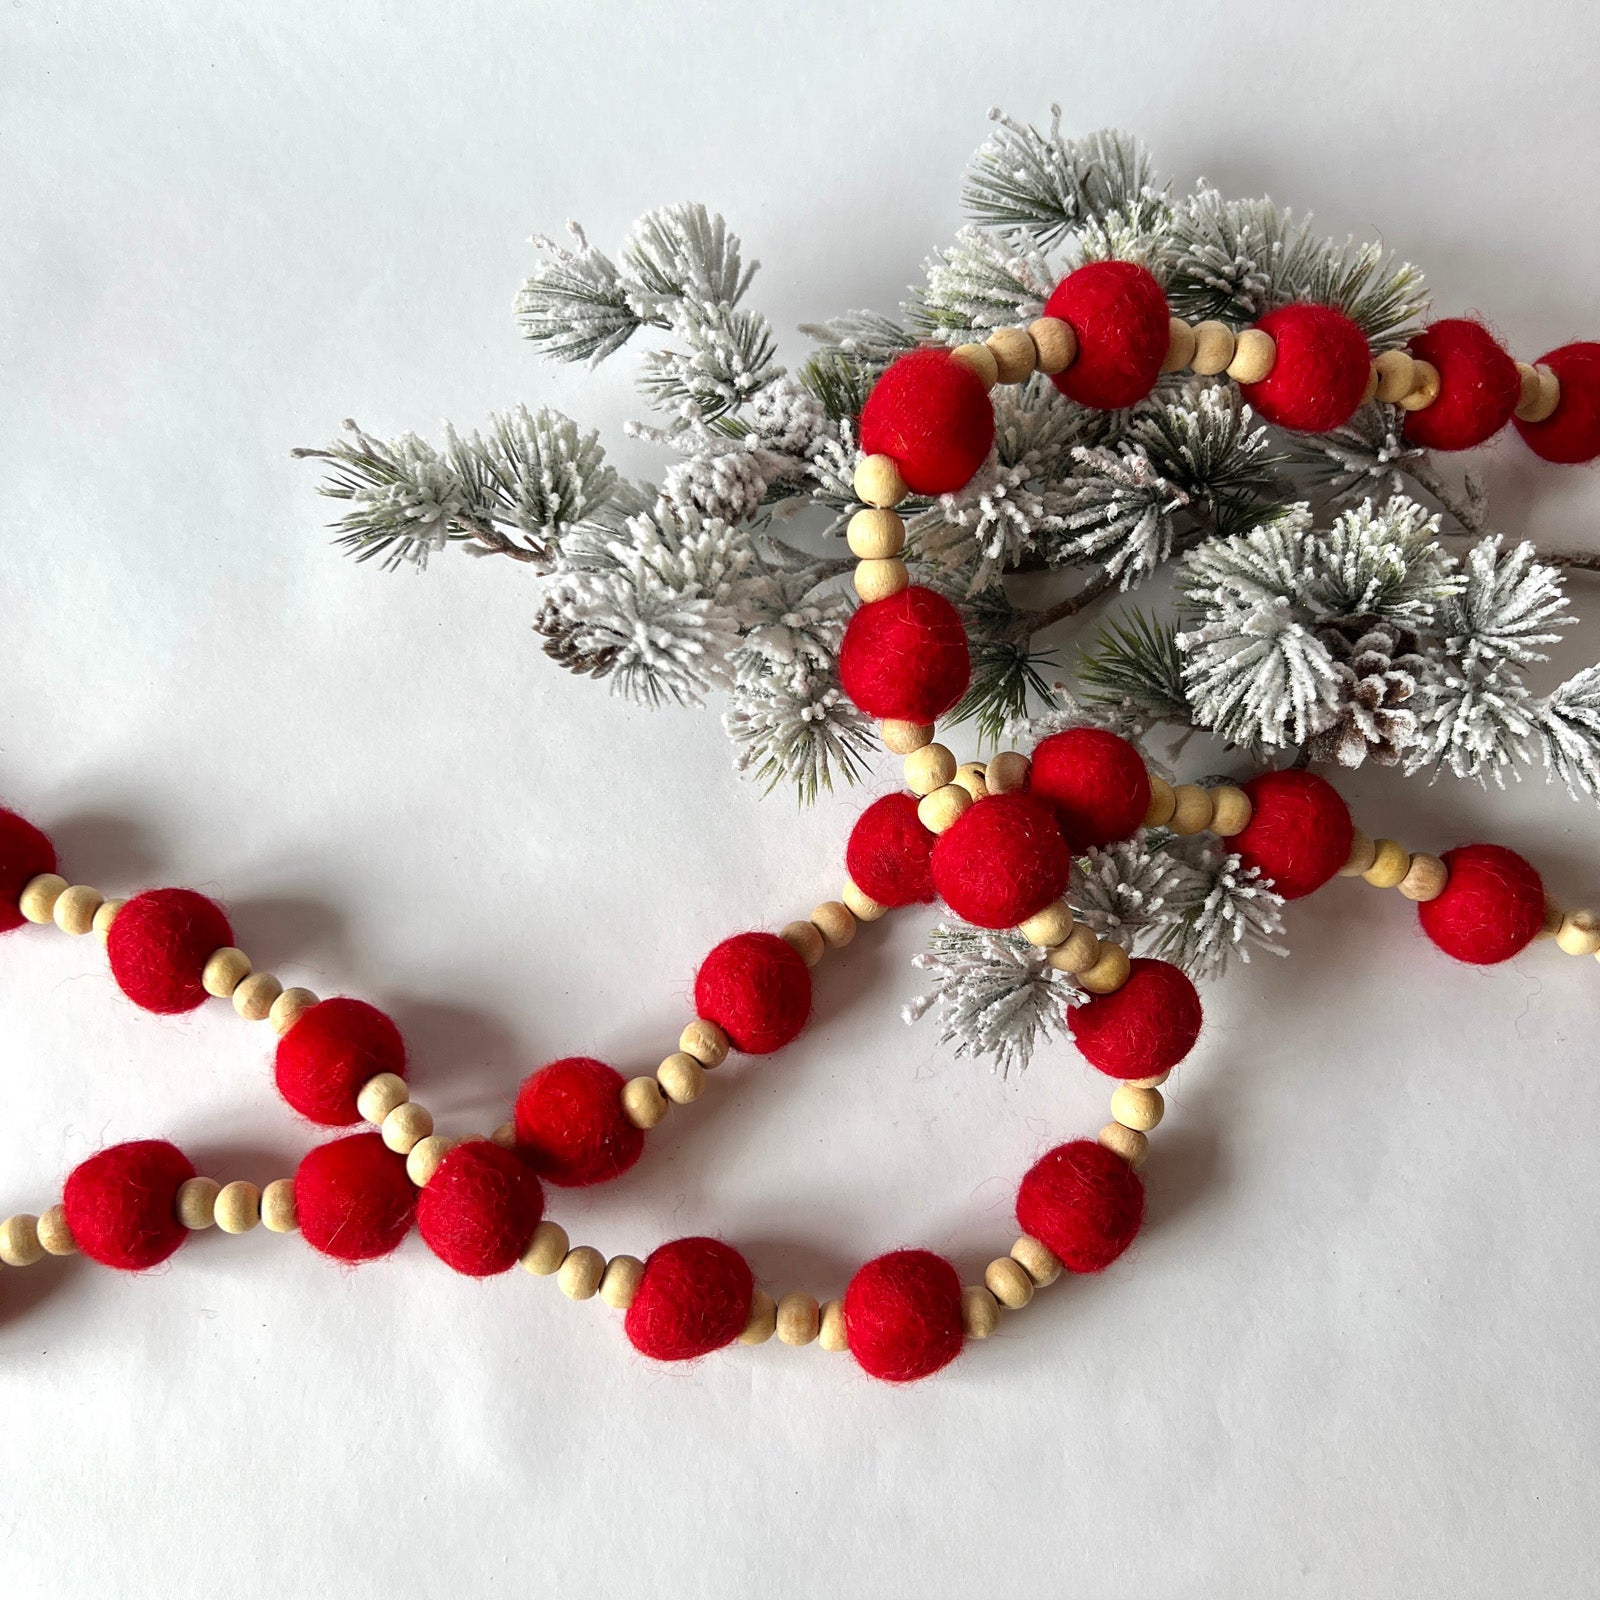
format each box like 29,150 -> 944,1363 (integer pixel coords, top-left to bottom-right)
854,557 -> 910,604
381,1100 -> 433,1155
656,1052 -> 705,1105
1398,853 -> 1449,903
556,1245 -> 606,1301
1168,783 -> 1215,836
1127,1068 -> 1171,1089
93,897 -> 126,936
846,507 -> 906,560
984,750 -> 1030,793
917,784 -> 972,834
1018,899 -> 1076,948
952,761 -> 989,801
1111,1083 -> 1165,1132
261,1178 -> 298,1233
1161,316 -> 1198,374
1047,923 -> 1102,975
1556,910 -> 1600,957
853,453 -> 908,509
986,326 -> 1038,384
817,1298 -> 849,1352
202,947 -> 252,999
176,1176 -> 221,1231
679,1017 -> 731,1068
356,1072 -> 409,1125
1359,363 -> 1380,405
1207,785 -> 1253,837
1079,942 -> 1132,995
961,1284 -> 1002,1340
842,879 -> 889,922
0,1214 -> 44,1267
405,1134 -> 456,1188
984,1255 -> 1035,1310
37,1204 -> 76,1256
214,1180 -> 261,1235
621,1075 -> 668,1130
951,341 -> 999,388
810,901 -> 856,950
1189,320 -> 1236,376
1398,359 -> 1441,412
1010,1235 -> 1062,1288
1362,838 -> 1412,890
52,885 -> 103,936
1515,362 -> 1561,424
1373,349 -> 1417,404
1143,775 -> 1177,828
1226,328 -> 1276,384
738,1289 -> 778,1345
269,986 -> 320,1036
1339,829 -> 1378,877
1027,316 -> 1077,375
599,1254 -> 646,1310
19,873 -> 68,924
1098,1121 -> 1149,1169
1539,896 -> 1565,938
780,919 -> 826,968
520,1220 -> 569,1277
776,1292 -> 822,1346
233,971 -> 283,1022
490,1121 -> 516,1148
904,742 -> 957,796
880,719 -> 935,755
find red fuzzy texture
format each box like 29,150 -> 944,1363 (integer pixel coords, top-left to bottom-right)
1044,261 -> 1169,410
0,807 -> 56,934
843,1249 -> 964,1383
1515,342 -> 1600,463
106,887 -> 234,1014
1402,319 -> 1521,451
295,1132 -> 416,1261
1068,957 -> 1203,1080
858,348 -> 996,495
1240,303 -> 1371,433
1418,843 -> 1545,965
513,1057 -> 644,1187
417,1139 -> 545,1277
274,997 -> 407,1125
838,586 -> 971,724
931,792 -> 1073,929
63,1139 -> 195,1271
624,1236 -> 754,1361
847,794 -> 936,908
1016,1139 -> 1144,1274
1229,769 -> 1353,900
693,931 -> 812,1055
1026,727 -> 1152,849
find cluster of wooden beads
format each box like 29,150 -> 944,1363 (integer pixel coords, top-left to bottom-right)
960,1234 -> 1064,1338
1338,830 -> 1451,902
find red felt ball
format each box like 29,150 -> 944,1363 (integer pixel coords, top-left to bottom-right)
417,1139 -> 545,1277
1044,261 -> 1169,410
1068,957 -> 1203,1080
838,586 -> 971,724
1401,319 -> 1521,451
1026,727 -> 1152,850
930,792 -> 1074,929
105,887 -> 234,1015
62,1139 -> 195,1271
843,1248 -> 964,1383
1229,769 -> 1353,900
1240,303 -> 1371,433
624,1236 -> 754,1361
274,997 -> 407,1125
1016,1139 -> 1144,1274
1417,843 -> 1545,965
0,807 -> 56,934
693,931 -> 812,1055
295,1131 -> 416,1262
858,348 -> 996,496
847,794 -> 936,908
513,1057 -> 644,1187
1515,342 -> 1600,464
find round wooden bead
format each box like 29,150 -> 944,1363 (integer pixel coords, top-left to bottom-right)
854,557 -> 910,603
37,1204 -> 76,1256
817,1297 -> 849,1352
1111,1083 -> 1165,1131
1143,775 -> 1177,828
381,1100 -> 433,1155
1227,328 -> 1276,383
214,1180 -> 261,1235
1374,349 -> 1417,403
781,919 -> 826,967
1339,829 -> 1378,877
738,1289 -> 778,1345
1398,853 -> 1449,903
202,947 -> 251,999
904,742 -> 957,796
176,1176 -> 220,1230
19,874 -> 67,924
1540,896 -> 1566,938
776,1291 -> 822,1346
1207,785 -> 1253,837
269,986 -> 320,1036
1127,1068 -> 1172,1089
557,1245 -> 606,1301
232,971 -> 283,1021
984,751 -> 1030,793
842,879 -> 889,922
1018,899 -> 1076,947
656,1052 -> 706,1105
846,507 -> 906,560
679,1018 -> 730,1069
987,326 -> 1038,384
1027,316 -> 1077,375
621,1075 -> 668,1130
1360,363 -> 1380,405
600,1254 -> 646,1310
1362,838 -> 1412,889
960,1284 -> 1001,1339
853,453 -> 908,508
261,1178 -> 299,1233
356,1072 -> 409,1124
1515,362 -> 1561,423
405,1134 -> 456,1187
810,901 -> 856,949
1189,320 -> 1236,376
1168,784 -> 1215,836
93,897 -> 125,936
1161,316 -> 1198,374
951,341 -> 999,388
1047,924 -> 1102,975
1010,1234 -> 1062,1288
917,784 -> 972,833
984,1255 -> 1034,1310
880,719 -> 935,755
952,762 -> 989,801
1398,359 -> 1442,411
1557,910 -> 1600,956
1079,942 -> 1132,995
0,1214 -> 43,1266
52,885 -> 103,936
1098,1121 -> 1149,1169
520,1220 -> 569,1277
490,1121 -> 516,1149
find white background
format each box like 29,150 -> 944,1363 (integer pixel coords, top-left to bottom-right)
4,3 -> 1600,1596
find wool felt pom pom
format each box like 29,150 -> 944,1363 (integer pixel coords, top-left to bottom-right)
1515,342 -> 1600,463
274,997 -> 407,1125
1068,957 -> 1202,1080
846,794 -> 936,908
0,807 -> 56,934
693,931 -> 812,1055
513,1057 -> 644,1187
1229,769 -> 1353,900
1401,319 -> 1521,451
62,1139 -> 195,1271
106,887 -> 234,1014
843,1248 -> 964,1383
1043,261 -> 1169,409
417,1139 -> 545,1277
623,1236 -> 755,1361
1240,303 -> 1371,432
930,792 -> 1073,929
1016,1139 -> 1144,1274
295,1131 -> 417,1261
1417,843 -> 1545,965
858,348 -> 996,496
1026,727 -> 1152,850
838,586 -> 971,724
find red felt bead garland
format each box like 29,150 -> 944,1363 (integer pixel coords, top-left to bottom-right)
846,793 -> 937,908
1417,843 -> 1546,965
1229,769 -> 1354,901
857,347 -> 996,496
1026,726 -> 1152,850
105,887 -> 234,1014
1239,303 -> 1371,433
275,997 -> 407,1126
624,1236 -> 754,1361
930,791 -> 1073,929
838,586 -> 971,725
1016,1140 -> 1144,1274
1043,261 -> 1170,410
417,1139 -> 545,1277
1515,342 -> 1600,464
1401,319 -> 1522,451
843,1249 -> 965,1382
295,1131 -> 417,1262
1068,958 -> 1203,1081
0,808 -> 56,934
62,1139 -> 196,1271
514,1057 -> 645,1188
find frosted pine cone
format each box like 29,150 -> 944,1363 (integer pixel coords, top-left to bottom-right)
1309,623 -> 1425,767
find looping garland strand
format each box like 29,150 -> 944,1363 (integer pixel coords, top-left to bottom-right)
4,263 -> 1597,1383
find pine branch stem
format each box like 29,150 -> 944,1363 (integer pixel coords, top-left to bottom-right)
1009,567 -> 1116,640
1403,458 -> 1488,536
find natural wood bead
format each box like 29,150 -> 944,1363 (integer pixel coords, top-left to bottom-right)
93,897 -> 125,936
405,1134 -> 456,1187
356,1072 -> 409,1124
853,453 -> 908,509
1226,328 -> 1276,384
52,884 -> 103,936
557,1245 -> 606,1301
1161,316 -> 1198,374
214,1180 -> 261,1235
817,1298 -> 849,1352
1168,783 -> 1215,836
776,1291 -> 822,1346
599,1254 -> 646,1310
1189,320 -> 1236,376
1047,924 -> 1102,975
842,879 -> 889,922
0,1214 -> 43,1266
176,1176 -> 221,1231
952,762 -> 989,801
904,742 -> 957,796
1339,829 -> 1378,877
1098,1121 -> 1149,1169
201,947 -> 251,998
1359,363 -> 1380,405
233,971 -> 283,1021
679,1018 -> 730,1069
1018,899 -> 1076,947
1143,775 -> 1176,828
1515,362 -> 1561,423
1111,1083 -> 1165,1131
951,341 -> 999,388
381,1100 -> 434,1155
1027,316 -> 1077,375
1398,853 -> 1449,903
1373,349 -> 1416,404
854,557 -> 910,603
19,873 -> 67,924
520,1220 -> 569,1277
984,1255 -> 1034,1310
1539,896 -> 1565,938
1362,838 -> 1412,889
917,784 -> 972,834
780,919 -> 826,967
739,1289 -> 778,1345
261,1179 -> 298,1233
1398,359 -> 1441,411
37,1204 -> 76,1256
810,901 -> 856,949
269,986 -> 320,1036
1010,1234 -> 1061,1288
961,1284 -> 1002,1339
880,719 -> 934,755
1127,1068 -> 1171,1089
986,326 -> 1038,384
656,1052 -> 705,1105
1556,910 -> 1600,957
1208,785 -> 1253,837
621,1075 -> 668,1130
490,1121 -> 516,1148
1079,942 -> 1132,995
846,507 -> 906,560
984,750 -> 1030,793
